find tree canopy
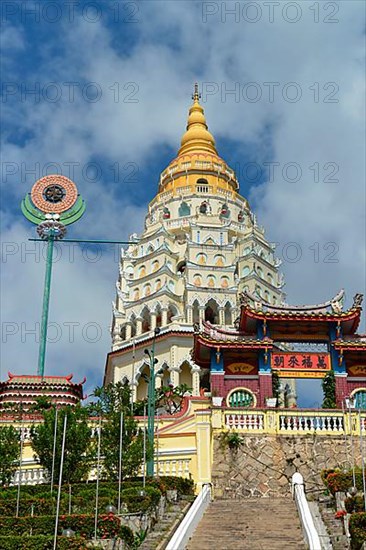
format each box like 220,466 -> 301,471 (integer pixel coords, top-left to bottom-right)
90,382 -> 145,480
0,426 -> 20,486
30,405 -> 94,484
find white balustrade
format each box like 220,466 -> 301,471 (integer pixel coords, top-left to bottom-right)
225,410 -> 347,434
361,416 -> 366,432
225,412 -> 264,431
279,413 -> 344,433
11,468 -> 47,486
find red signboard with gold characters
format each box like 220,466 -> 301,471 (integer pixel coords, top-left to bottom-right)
271,352 -> 331,378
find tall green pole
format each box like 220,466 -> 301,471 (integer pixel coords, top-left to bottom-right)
38,233 -> 55,378
147,333 -> 157,476
22,175 -> 85,379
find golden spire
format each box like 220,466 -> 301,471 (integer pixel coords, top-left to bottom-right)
178,83 -> 218,156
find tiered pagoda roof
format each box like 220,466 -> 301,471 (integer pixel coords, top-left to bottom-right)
0,373 -> 86,410
238,289 -> 362,338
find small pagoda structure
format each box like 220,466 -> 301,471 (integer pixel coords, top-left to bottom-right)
193,289 -> 365,408
0,373 -> 85,410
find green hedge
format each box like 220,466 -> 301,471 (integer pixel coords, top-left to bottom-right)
0,476 -> 193,500
0,535 -> 90,549
0,495 -> 125,517
350,512 -> 366,550
156,476 -> 194,495
120,486 -> 161,513
0,513 -> 121,538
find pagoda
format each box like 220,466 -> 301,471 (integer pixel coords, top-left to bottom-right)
0,373 -> 85,410
104,85 -> 285,398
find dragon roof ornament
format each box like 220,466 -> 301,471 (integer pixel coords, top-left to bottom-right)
239,288 -> 350,314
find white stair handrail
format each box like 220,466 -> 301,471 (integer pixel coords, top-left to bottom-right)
292,472 -> 322,550
166,483 -> 211,550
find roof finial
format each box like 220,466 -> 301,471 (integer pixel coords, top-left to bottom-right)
177,82 -> 217,156
192,82 -> 201,102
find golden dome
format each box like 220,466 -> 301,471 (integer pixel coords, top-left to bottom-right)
155,84 -> 240,197
178,84 -> 218,156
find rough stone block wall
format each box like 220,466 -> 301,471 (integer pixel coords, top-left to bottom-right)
212,433 -> 362,498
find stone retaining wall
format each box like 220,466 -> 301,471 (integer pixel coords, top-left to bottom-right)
212,434 -> 362,498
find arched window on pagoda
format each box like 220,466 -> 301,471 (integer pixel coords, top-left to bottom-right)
224,302 -> 232,325
228,389 -> 255,408
155,305 -> 162,328
178,201 -> 191,217
130,315 -> 137,338
205,299 -> 219,324
215,255 -> 225,267
159,362 -> 171,387
180,361 -> 192,388
221,276 -> 229,289
120,325 -> 126,340
177,261 -> 186,276
192,300 -> 200,324
196,253 -> 207,265
167,304 -> 178,323
353,390 -> 366,410
155,279 -> 162,291
193,274 -> 202,287
207,275 -> 215,288
125,265 -> 134,279
141,307 -> 151,333
136,365 -> 149,400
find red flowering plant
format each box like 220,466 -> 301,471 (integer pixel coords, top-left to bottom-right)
96,513 -> 120,539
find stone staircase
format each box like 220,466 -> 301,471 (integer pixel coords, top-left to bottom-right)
140,500 -> 191,550
186,497 -> 307,550
319,503 -> 350,550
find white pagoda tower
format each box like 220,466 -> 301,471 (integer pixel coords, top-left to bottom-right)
104,85 -> 285,400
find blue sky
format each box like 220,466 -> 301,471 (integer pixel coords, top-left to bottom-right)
1,1 -> 365,406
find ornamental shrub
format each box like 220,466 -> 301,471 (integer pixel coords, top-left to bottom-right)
345,495 -> 365,514
321,469 -> 364,495
0,513 -> 120,539
0,476 -> 192,500
349,512 -> 366,549
120,486 -> 161,513
0,535 -> 89,549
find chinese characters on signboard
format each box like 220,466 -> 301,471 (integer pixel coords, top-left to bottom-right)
271,353 -> 330,378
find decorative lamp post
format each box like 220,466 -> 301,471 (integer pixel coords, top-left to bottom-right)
105,504 -> 117,515
21,175 -> 85,378
144,327 -> 160,476
61,528 -> 75,538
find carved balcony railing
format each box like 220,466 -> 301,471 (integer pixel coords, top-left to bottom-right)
223,409 -> 366,436
225,411 -> 265,431
278,412 -> 344,434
